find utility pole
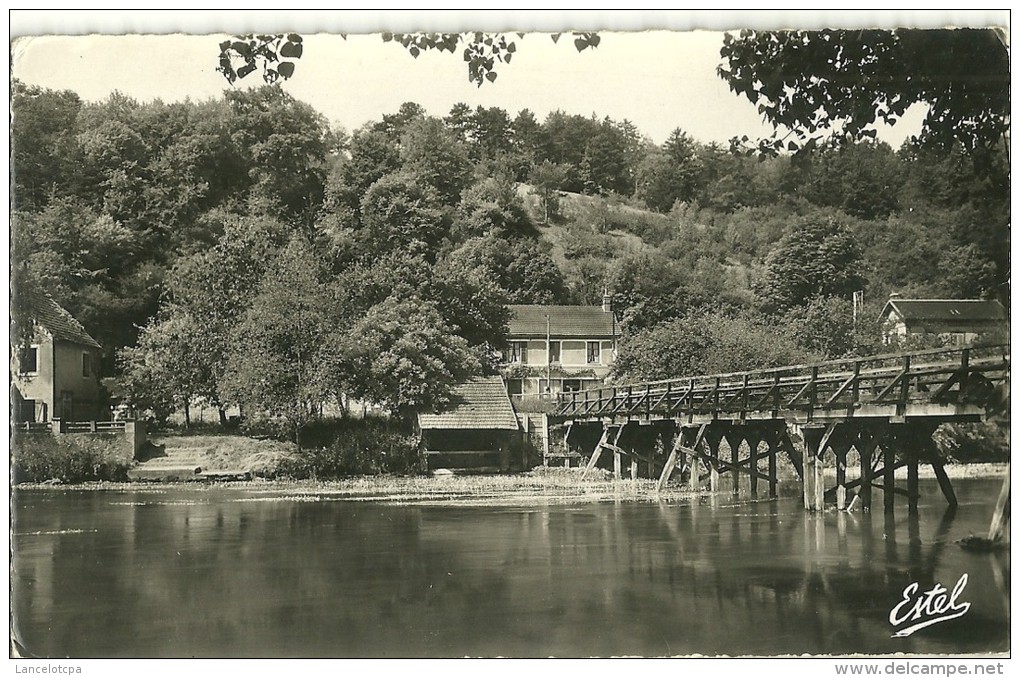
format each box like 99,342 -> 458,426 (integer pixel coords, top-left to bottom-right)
545,313 -> 551,394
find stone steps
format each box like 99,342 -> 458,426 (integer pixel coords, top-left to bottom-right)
129,445 -> 220,481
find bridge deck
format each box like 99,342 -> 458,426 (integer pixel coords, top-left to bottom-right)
553,344 -> 1009,425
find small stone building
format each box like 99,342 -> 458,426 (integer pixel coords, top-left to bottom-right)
417,376 -> 521,473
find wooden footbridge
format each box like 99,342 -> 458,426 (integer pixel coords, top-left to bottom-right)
551,344 -> 1009,513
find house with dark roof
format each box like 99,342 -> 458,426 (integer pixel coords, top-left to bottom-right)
880,296 -> 1008,346
417,376 -> 521,472
12,294 -> 103,423
503,294 -> 619,405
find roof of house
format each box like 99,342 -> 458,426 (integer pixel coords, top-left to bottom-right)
27,293 -> 102,348
508,304 -> 617,338
882,298 -> 1008,324
417,376 -> 520,431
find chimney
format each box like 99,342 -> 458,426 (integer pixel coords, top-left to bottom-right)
601,289 -> 613,313
889,291 -> 901,300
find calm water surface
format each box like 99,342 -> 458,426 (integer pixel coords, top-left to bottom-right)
12,478 -> 1009,657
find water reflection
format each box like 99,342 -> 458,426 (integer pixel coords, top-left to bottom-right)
12,479 -> 1009,658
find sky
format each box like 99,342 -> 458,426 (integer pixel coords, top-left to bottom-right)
10,10 -> 1004,148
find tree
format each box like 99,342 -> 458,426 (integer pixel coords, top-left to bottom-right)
444,232 -> 570,305
800,140 -> 903,220
399,117 -> 472,205
165,214 -> 287,420
634,128 -> 702,212
219,237 -> 332,442
755,215 -> 865,313
340,297 -> 481,419
613,310 -> 816,382
538,111 -> 600,192
718,29 -> 1009,161
782,296 -> 884,360
375,101 -> 427,140
117,306 -> 211,427
12,199 -> 160,367
11,80 -> 82,211
224,86 -> 333,226
359,172 -> 449,260
321,127 -> 401,226
580,120 -> 633,196
528,161 -> 570,223
609,250 -> 699,330
456,176 -> 532,238
217,31 -> 601,87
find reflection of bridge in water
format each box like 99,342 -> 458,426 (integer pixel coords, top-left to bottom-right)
551,344 -> 1009,513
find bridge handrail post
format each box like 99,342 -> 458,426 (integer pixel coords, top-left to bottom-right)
807,366 -> 818,418
850,360 -> 861,414
773,371 -> 781,416
714,377 -> 721,413
959,348 -> 970,393
570,391 -> 577,415
899,355 -> 912,409
742,373 -> 750,414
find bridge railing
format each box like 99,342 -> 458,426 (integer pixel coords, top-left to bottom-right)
554,343 -> 1009,420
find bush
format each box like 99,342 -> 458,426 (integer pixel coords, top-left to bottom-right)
275,418 -> 423,479
934,422 -> 1010,463
13,432 -> 130,483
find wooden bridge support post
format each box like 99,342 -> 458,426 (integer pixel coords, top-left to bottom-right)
614,446 -> 622,480
907,445 -> 919,515
883,439 -> 896,514
814,449 -> 826,512
708,436 -> 720,494
689,427 -> 707,491
725,433 -> 742,496
656,427 -> 681,493
921,435 -> 957,508
748,436 -> 761,498
800,427 -> 824,511
834,444 -> 850,511
858,431 -> 876,512
767,429 -> 780,498
689,447 -> 700,490
988,474 -> 1010,542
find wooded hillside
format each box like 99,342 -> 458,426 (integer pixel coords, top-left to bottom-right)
11,70 -> 1009,431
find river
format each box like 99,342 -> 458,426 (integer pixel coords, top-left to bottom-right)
11,477 -> 1009,658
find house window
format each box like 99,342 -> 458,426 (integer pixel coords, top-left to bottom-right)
509,341 -> 528,364
586,341 -> 601,364
549,341 -> 561,364
563,379 -> 582,393
82,352 -> 92,378
18,399 -> 36,423
19,346 -> 38,374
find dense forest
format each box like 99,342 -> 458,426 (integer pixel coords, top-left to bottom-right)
11,73 -> 1009,436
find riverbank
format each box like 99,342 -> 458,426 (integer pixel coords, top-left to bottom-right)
13,462 -> 1008,505
15,468 -> 698,506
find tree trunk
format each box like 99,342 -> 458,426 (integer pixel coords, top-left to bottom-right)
183,401 -> 191,429
218,407 -> 227,426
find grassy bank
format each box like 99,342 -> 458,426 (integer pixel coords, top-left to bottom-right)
12,431 -> 131,483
